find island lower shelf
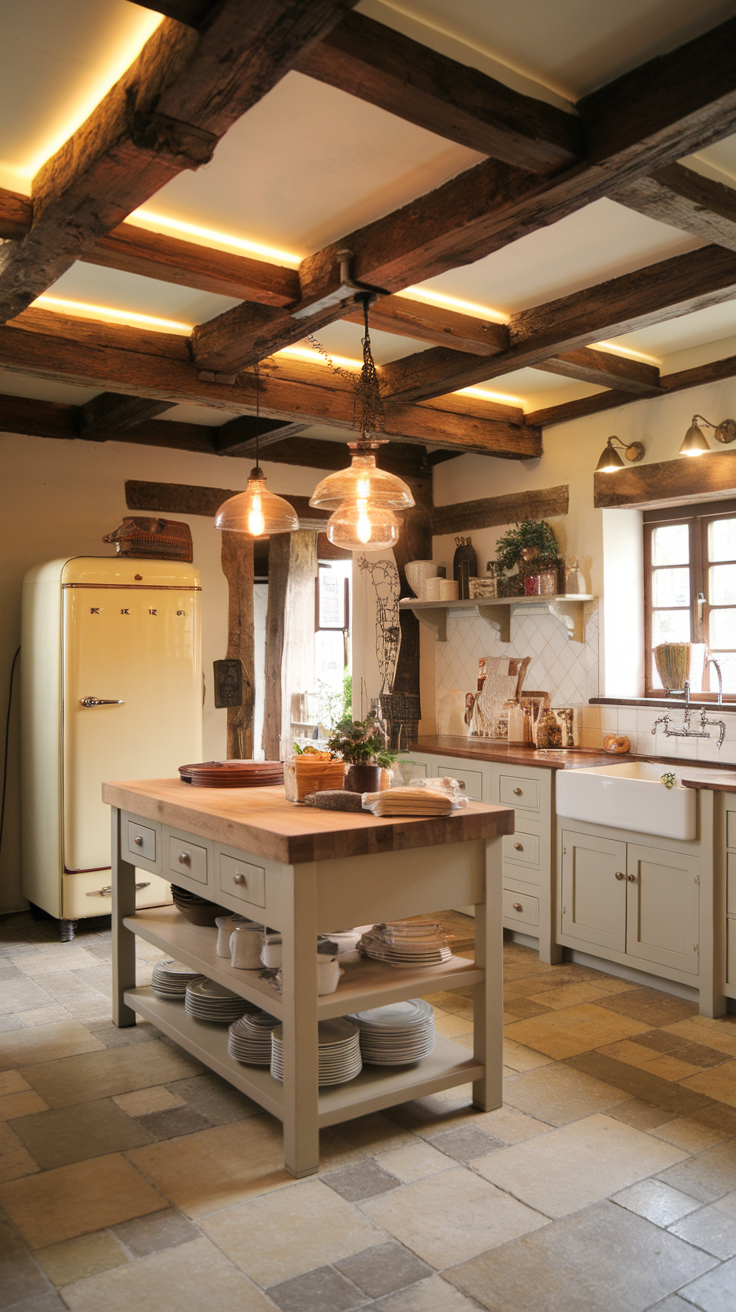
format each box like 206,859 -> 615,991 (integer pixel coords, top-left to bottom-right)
124,987 -> 483,1127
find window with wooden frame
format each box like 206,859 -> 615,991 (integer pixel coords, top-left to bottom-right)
644,498 -> 736,698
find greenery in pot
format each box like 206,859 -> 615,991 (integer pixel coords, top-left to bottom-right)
494,518 -> 560,574
327,715 -> 397,768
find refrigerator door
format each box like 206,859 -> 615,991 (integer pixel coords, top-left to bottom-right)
62,565 -> 202,872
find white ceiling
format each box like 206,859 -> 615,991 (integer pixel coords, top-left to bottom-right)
2,0 -> 736,422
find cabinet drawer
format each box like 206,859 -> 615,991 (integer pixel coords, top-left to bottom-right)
168,836 -> 208,886
126,820 -> 156,863
219,853 -> 266,907
728,920 -> 736,986
503,829 -> 540,868
728,853 -> 736,915
503,889 -> 539,927
499,773 -> 540,812
435,766 -> 483,801
727,811 -> 736,851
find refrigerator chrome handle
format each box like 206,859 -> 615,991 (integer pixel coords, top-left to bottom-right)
86,881 -> 150,897
79,697 -> 125,708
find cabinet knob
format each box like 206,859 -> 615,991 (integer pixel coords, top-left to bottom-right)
134,835 -> 143,846
513,787 -> 522,796
233,873 -> 247,886
514,842 -> 523,851
615,871 -> 625,880
178,851 -> 190,864
627,873 -> 636,882
513,902 -> 523,911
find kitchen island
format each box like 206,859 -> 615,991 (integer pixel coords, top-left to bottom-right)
103,778 -> 514,1178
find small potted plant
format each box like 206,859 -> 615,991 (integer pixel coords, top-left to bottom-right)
494,518 -> 562,595
327,715 -> 397,793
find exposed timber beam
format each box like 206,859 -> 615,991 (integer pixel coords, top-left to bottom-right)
594,452 -> 736,509
131,1 -> 217,26
214,415 -> 309,458
343,295 -> 508,356
432,485 -> 569,536
0,318 -> 540,458
614,163 -> 736,252
0,0 -> 356,323
377,245 -> 736,402
77,391 -> 176,439
294,11 -> 582,173
537,346 -> 661,395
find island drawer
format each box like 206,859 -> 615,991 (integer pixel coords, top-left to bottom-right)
126,819 -> 157,864
503,889 -> 539,928
219,853 -> 266,908
499,773 -> 540,813
168,835 -> 208,886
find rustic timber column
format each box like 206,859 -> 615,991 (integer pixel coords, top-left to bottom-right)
263,530 -> 318,759
392,465 -> 433,704
220,531 -> 255,759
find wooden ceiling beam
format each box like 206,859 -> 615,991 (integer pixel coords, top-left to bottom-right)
377,244 -> 736,402
0,0 -> 356,323
613,162 -> 736,252
538,346 -> 661,395
342,296 -> 508,356
214,415 -> 310,458
77,392 -> 177,440
294,11 -> 582,173
0,319 -> 539,458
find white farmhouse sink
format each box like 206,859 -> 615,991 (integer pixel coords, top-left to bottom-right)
555,761 -> 710,840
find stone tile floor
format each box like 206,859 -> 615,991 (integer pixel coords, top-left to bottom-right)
1,910 -> 736,1311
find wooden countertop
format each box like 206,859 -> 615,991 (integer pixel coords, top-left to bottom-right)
681,772 -> 736,793
410,736 -> 630,770
102,778 -> 515,865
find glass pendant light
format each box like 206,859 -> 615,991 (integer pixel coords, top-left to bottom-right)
214,365 -> 298,536
327,498 -> 401,551
308,292 -> 414,548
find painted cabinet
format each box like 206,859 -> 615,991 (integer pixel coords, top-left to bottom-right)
560,829 -> 700,977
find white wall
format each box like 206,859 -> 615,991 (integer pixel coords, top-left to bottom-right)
0,430 -> 322,914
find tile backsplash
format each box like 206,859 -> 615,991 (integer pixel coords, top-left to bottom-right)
435,601 -> 600,739
597,703 -> 736,764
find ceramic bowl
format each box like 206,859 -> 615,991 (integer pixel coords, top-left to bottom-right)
405,560 -> 437,598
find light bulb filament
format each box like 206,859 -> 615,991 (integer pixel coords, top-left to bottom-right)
248,493 -> 265,537
357,499 -> 372,544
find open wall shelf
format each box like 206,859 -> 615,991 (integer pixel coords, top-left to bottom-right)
398,595 -> 595,643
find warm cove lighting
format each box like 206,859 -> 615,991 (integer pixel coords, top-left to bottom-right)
457,384 -> 525,406
593,341 -> 661,365
5,11 -> 163,178
33,295 -> 192,334
128,209 -> 302,266
278,345 -> 362,370
396,286 -> 508,323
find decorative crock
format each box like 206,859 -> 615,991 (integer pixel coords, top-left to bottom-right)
344,763 -> 382,793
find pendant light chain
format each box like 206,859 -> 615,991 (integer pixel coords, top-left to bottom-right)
355,292 -> 385,441
254,361 -> 260,472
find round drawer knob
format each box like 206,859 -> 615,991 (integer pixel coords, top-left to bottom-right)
615,871 -> 625,880
233,873 -> 247,886
513,787 -> 522,796
514,842 -> 523,851
627,873 -> 636,882
134,835 -> 143,846
513,902 -> 523,911
178,851 -> 190,864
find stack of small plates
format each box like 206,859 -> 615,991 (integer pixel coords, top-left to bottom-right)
270,1019 -> 362,1086
151,959 -> 205,1000
228,1009 -> 280,1065
347,999 -> 435,1065
179,760 -> 284,788
358,922 -> 452,969
184,977 -> 251,1023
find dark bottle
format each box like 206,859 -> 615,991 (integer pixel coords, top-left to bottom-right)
453,536 -> 477,600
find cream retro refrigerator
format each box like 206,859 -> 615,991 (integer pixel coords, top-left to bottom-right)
21,556 -> 202,937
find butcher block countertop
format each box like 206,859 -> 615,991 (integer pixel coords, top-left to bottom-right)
410,735 -> 631,770
680,771 -> 736,793
102,778 -> 515,865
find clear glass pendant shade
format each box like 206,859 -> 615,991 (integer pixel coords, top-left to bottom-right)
214,468 -> 299,536
309,446 -> 415,511
326,498 -> 401,551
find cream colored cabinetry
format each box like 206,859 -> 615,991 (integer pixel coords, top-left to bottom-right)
559,827 -> 701,980
722,799 -> 736,1003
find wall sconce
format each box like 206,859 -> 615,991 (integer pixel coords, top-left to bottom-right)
594,436 -> 645,473
679,414 -> 736,457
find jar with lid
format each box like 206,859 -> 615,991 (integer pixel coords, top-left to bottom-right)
565,556 -> 586,594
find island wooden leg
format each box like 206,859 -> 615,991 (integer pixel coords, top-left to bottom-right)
472,836 -> 504,1112
111,807 -> 137,1027
280,864 -> 320,1177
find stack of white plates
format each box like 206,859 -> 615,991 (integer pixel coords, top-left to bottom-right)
151,959 -> 205,999
358,922 -> 452,969
184,977 -> 251,1023
228,1009 -> 280,1065
270,1018 -> 362,1086
348,999 -> 435,1065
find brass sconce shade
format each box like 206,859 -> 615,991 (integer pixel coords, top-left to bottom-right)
679,414 -> 736,457
594,436 -> 645,473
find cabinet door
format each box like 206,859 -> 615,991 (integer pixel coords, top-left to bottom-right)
625,844 -> 700,976
560,830 -> 627,951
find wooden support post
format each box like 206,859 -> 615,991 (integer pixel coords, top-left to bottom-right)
472,837 -> 504,1112
392,468 -> 433,706
220,531 -> 255,759
111,807 -> 137,1028
262,530 -> 318,758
